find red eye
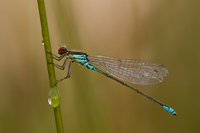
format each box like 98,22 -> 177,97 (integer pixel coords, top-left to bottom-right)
58,47 -> 67,55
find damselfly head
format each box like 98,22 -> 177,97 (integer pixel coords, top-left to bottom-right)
58,47 -> 67,55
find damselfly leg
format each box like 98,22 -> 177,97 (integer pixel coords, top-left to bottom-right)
48,52 -> 72,85
47,52 -> 66,61
49,57 -> 69,70
56,61 -> 72,84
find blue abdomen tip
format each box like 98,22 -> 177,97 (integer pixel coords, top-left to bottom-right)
163,105 -> 177,116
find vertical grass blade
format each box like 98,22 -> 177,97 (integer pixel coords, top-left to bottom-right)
37,0 -> 64,132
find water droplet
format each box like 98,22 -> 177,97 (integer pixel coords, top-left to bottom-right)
42,40 -> 44,45
48,86 -> 60,108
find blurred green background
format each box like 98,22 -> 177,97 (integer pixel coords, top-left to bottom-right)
1,0 -> 200,133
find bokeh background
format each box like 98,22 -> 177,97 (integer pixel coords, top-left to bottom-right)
1,0 -> 200,133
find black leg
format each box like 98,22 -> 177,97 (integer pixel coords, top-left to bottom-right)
47,52 -> 67,61
49,57 -> 69,70
56,61 -> 72,84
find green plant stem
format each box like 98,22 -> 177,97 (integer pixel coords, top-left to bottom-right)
37,0 -> 64,132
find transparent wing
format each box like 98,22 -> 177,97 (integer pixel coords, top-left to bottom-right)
88,55 -> 169,85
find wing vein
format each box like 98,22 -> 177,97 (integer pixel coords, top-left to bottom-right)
88,55 -> 169,85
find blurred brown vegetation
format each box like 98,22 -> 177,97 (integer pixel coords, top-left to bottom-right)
0,0 -> 200,133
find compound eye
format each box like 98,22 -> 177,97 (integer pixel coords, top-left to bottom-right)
58,47 -> 67,55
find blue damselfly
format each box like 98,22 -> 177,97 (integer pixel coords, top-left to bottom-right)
49,46 -> 176,116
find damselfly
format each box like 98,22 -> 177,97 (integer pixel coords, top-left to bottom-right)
49,46 -> 176,116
